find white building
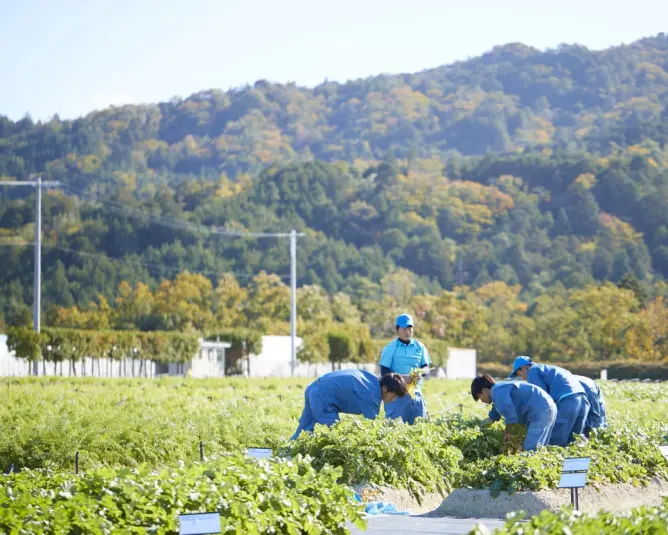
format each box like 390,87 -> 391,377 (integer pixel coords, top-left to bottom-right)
155,339 -> 232,378
241,335 -> 376,378
443,347 -> 477,379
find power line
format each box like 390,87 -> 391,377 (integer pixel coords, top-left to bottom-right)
60,183 -> 302,239
6,180 -> 306,376
61,182 -> 306,374
0,240 -> 291,281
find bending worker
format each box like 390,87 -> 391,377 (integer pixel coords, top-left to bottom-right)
575,374 -> 607,435
379,313 -> 431,424
510,356 -> 590,446
290,369 -> 408,440
471,374 -> 557,451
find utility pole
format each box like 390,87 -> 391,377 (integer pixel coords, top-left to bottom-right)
209,227 -> 304,376
290,229 -> 298,376
0,177 -> 60,375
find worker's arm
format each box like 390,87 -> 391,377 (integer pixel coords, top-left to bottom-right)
491,387 -> 519,425
420,343 -> 432,368
379,343 -> 394,374
487,406 -> 502,422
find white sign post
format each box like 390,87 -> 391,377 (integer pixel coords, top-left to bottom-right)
179,513 -> 221,535
558,457 -> 591,511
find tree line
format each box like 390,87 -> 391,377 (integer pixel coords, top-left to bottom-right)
5,271 -> 663,366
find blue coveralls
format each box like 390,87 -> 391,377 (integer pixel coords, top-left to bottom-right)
526,364 -> 590,446
290,369 -> 382,440
488,381 -> 558,451
575,375 -> 607,434
379,338 -> 431,424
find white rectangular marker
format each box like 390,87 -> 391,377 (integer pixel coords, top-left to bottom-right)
247,448 -> 273,459
179,512 -> 221,535
558,472 -> 587,489
562,457 -> 591,473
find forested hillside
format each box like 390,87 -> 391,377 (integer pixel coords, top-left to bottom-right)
2,34 -> 666,180
1,34 -> 667,361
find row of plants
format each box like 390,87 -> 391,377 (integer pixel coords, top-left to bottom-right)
278,418 -> 465,502
0,453 -> 365,535
0,376 -> 309,472
3,377 -> 667,502
471,497 -> 668,535
281,415 -> 668,501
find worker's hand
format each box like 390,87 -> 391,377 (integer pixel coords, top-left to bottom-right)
503,428 -> 512,442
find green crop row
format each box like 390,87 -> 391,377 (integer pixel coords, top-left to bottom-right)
0,453 -> 365,535
2,377 -> 667,505
0,376 -> 311,472
282,415 -> 668,500
277,418 -> 465,502
470,497 -> 668,535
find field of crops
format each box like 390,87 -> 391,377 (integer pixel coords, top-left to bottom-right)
2,376 -> 668,534
471,497 -> 668,535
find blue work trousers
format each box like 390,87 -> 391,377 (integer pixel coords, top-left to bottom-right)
549,393 -> 590,446
584,398 -> 607,435
523,403 -> 557,451
290,382 -> 340,440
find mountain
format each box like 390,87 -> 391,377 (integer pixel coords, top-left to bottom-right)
0,34 -> 667,323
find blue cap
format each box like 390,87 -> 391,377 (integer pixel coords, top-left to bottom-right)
395,314 -> 414,328
510,356 -> 532,377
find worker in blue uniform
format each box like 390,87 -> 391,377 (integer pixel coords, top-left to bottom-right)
379,313 -> 431,424
510,356 -> 590,446
290,369 -> 408,440
575,375 -> 607,435
471,374 -> 557,451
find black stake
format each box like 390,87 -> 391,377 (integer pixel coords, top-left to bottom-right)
199,441 -> 204,462
75,452 -> 79,475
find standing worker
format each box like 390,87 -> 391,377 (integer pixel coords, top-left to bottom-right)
290,369 -> 407,440
471,375 -> 557,451
575,375 -> 607,435
379,313 -> 431,424
510,356 -> 590,446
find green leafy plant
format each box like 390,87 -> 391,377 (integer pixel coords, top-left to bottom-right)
470,497 -> 668,535
279,417 -> 463,502
0,453 -> 365,535
460,426 -> 668,496
2,376 -> 667,506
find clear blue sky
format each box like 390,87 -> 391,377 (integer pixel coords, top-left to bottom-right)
1,0 -> 666,122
